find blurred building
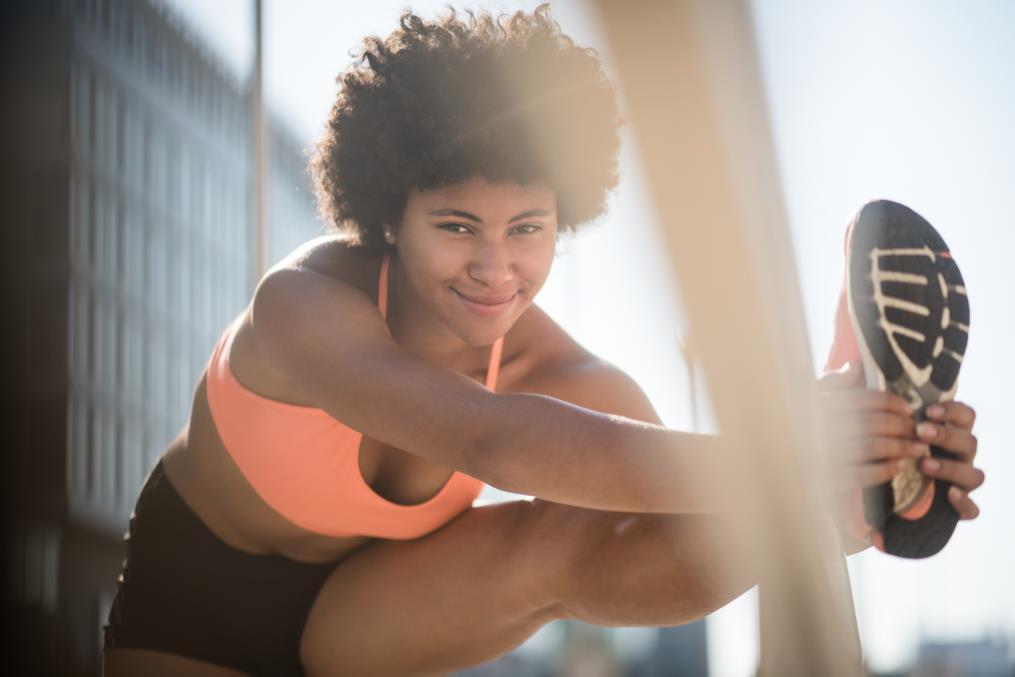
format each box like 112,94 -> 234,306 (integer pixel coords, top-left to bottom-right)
1,0 -> 319,673
455,620 -> 709,677
1,1 -> 714,675
906,637 -> 1013,677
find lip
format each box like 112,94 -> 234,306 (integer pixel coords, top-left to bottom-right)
453,289 -> 517,316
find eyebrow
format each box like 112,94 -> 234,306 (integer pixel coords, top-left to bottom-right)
427,208 -> 553,223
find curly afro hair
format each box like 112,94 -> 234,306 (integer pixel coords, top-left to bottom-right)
309,4 -> 622,255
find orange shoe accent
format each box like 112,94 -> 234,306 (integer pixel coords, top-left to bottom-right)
824,220 -> 861,373
898,478 -> 935,521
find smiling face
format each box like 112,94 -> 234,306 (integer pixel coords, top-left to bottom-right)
389,176 -> 558,348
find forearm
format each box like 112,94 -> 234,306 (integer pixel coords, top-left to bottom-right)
465,392 -> 729,514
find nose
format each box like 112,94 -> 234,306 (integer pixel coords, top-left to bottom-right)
468,242 -> 515,289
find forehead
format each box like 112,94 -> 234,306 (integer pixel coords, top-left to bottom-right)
408,177 -> 557,217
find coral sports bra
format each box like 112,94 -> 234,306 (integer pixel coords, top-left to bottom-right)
206,254 -> 503,539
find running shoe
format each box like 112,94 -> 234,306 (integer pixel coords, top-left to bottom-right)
825,199 -> 968,558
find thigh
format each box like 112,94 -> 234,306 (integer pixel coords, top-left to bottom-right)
300,497 -> 578,677
103,648 -> 249,677
106,459 -> 335,675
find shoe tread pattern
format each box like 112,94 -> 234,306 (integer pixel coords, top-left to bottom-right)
847,200 -> 967,558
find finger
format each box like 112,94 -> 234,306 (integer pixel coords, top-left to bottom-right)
947,486 -> 981,520
915,423 -> 978,461
845,459 -> 907,488
925,401 -> 976,429
856,411 -> 917,440
921,457 -> 985,492
842,438 -> 929,463
827,411 -> 914,445
823,390 -> 912,417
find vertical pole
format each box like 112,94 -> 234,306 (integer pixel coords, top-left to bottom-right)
252,0 -> 268,282
677,334 -> 699,433
591,1 -> 863,675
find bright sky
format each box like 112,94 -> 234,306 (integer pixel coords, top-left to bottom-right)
752,2 -> 1015,672
159,0 -> 1015,673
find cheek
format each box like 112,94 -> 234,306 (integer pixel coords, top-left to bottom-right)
400,234 -> 459,280
519,241 -> 556,288
427,249 -> 473,287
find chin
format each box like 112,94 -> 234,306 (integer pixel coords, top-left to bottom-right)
453,322 -> 510,348
454,308 -> 525,347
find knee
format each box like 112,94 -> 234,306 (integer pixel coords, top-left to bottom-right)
508,498 -> 634,617
498,498 -> 593,619
538,508 -> 728,623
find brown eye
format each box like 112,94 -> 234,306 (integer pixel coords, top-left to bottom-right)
438,223 -> 472,234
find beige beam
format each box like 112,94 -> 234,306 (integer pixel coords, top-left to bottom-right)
592,1 -> 863,674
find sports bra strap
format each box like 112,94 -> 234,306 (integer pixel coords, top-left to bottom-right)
377,253 -> 504,391
378,254 -> 391,319
485,335 -> 503,390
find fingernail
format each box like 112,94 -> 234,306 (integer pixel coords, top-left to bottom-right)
927,404 -> 945,419
897,459 -> 908,471
910,443 -> 931,457
923,458 -> 940,472
949,486 -> 963,501
917,422 -> 937,439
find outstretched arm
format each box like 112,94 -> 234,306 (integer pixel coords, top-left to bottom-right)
252,266 -> 726,514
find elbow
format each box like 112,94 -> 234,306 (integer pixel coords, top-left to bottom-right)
460,435 -> 487,481
459,394 -> 518,491
460,428 -> 509,489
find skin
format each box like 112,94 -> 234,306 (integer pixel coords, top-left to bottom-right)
103,177 -> 984,677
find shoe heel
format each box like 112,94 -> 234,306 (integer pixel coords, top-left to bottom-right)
897,479 -> 935,521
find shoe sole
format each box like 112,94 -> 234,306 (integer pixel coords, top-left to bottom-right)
845,201 -> 968,551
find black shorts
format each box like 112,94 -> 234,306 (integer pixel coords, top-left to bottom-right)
103,460 -> 338,676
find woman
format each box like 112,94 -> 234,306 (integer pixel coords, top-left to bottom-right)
102,7 -> 984,676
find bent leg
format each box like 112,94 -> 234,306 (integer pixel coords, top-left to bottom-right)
103,648 -> 249,677
300,499 -> 563,677
300,498 -> 756,677
547,505 -> 756,627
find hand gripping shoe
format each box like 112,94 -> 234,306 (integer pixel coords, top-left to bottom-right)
825,199 -> 969,558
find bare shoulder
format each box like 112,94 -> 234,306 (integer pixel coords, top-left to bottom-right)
230,237 -> 383,402
511,305 -> 662,425
250,235 -> 385,327
250,237 -> 386,351
272,235 -> 377,291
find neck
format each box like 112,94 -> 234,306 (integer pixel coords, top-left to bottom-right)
384,254 -> 483,372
